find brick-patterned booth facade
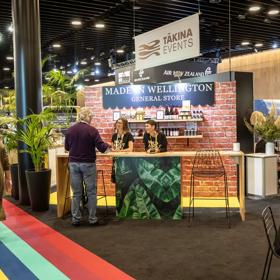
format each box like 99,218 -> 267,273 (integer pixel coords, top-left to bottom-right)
85,81 -> 237,198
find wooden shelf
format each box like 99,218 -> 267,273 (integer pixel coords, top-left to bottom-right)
128,118 -> 203,123
134,135 -> 203,140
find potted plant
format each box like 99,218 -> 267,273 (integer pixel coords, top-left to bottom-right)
244,105 -> 280,154
18,110 -> 55,211
0,116 -> 19,199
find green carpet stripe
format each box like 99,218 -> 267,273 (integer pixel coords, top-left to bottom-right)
0,223 -> 69,280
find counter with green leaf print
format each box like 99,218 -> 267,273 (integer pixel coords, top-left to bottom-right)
115,157 -> 182,220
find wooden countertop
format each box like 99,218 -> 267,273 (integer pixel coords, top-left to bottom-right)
56,150 -> 244,158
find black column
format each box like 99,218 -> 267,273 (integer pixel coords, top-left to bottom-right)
12,0 -> 43,205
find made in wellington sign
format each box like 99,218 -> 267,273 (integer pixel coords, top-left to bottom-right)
102,82 -> 215,109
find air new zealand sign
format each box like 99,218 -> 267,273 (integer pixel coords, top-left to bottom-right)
102,82 -> 215,109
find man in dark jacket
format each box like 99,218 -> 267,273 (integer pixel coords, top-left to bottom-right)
65,107 -> 109,226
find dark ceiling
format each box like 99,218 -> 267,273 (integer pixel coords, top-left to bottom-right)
1,0 -> 280,88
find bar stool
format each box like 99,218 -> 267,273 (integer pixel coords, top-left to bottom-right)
62,168 -> 109,218
261,206 -> 280,280
96,169 -> 109,216
188,150 -> 231,227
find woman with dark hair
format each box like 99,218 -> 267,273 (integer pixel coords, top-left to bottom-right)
111,118 -> 134,152
143,120 -> 167,153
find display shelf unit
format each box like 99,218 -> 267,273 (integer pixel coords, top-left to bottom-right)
128,118 -> 203,123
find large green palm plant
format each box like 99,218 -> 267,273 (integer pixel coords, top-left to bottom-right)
0,116 -> 18,152
18,110 -> 55,172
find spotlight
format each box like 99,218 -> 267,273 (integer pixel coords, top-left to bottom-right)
72,66 -> 78,73
255,43 -> 263,47
241,41 -> 250,46
268,9 -> 279,15
95,22 -> 105,28
249,6 -> 261,12
52,43 -> 61,48
272,42 -> 278,49
7,24 -> 13,32
116,49 -> 125,54
71,20 -> 82,26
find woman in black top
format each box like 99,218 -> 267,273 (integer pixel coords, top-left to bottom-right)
111,118 -> 134,152
111,118 -> 134,183
143,120 -> 167,153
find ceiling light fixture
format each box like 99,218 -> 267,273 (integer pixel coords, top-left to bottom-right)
4,86 -> 9,89
6,56 -> 14,60
94,62 -> 101,66
255,43 -> 263,47
84,78 -> 90,82
67,70 -> 73,74
268,9 -> 279,15
3,67 -> 10,71
116,49 -> 125,54
52,43 -> 61,48
71,20 -> 82,26
80,61 -> 87,65
94,79 -> 100,82
249,6 -> 261,12
241,41 -> 250,46
8,24 -> 13,32
90,71 -> 96,76
72,66 -> 78,73
95,22 -> 105,28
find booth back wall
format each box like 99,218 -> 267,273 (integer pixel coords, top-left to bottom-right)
85,81 -> 237,197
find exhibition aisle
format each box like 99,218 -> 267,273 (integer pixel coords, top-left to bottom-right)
0,200 -> 133,280
2,197 -> 280,280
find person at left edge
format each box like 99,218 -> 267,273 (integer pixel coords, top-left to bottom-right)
65,107 -> 110,226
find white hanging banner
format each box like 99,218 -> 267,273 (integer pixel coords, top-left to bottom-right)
135,13 -> 200,70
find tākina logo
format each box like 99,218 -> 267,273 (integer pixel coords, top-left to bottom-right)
138,39 -> 160,60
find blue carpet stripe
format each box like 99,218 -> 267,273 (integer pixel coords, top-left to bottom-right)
0,241 -> 38,280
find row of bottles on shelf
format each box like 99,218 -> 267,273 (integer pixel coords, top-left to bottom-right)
130,127 -> 199,138
161,128 -> 199,136
117,108 -> 204,121
164,107 -> 203,120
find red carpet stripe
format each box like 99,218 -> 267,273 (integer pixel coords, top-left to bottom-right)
3,200 -> 135,280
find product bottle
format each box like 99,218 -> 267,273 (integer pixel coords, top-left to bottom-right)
165,107 -> 169,118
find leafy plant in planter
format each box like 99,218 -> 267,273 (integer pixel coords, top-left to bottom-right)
18,110 -> 55,211
244,105 -> 280,154
0,116 -> 20,199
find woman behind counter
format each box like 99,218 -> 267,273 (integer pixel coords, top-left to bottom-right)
143,120 -> 167,153
111,118 -> 134,183
111,118 -> 134,152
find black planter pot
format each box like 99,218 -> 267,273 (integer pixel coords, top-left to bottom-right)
25,169 -> 51,211
11,164 -> 19,200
